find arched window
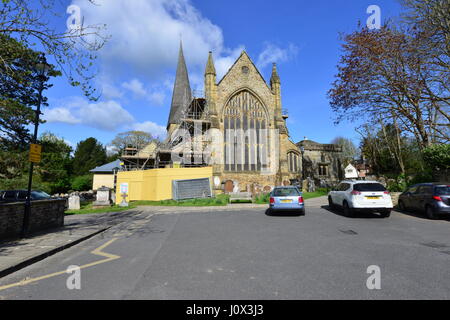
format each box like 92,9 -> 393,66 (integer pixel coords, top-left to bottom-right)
223,90 -> 269,172
288,151 -> 299,173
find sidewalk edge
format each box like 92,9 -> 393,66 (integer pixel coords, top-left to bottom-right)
0,227 -> 110,279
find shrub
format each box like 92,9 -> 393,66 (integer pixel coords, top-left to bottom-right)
423,144 -> 450,170
71,175 -> 93,191
254,193 -> 270,204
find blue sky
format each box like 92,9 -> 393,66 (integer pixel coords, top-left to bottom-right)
39,0 -> 404,152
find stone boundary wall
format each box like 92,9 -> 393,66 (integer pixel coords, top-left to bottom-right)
0,199 -> 66,240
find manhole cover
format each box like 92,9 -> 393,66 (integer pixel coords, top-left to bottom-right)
339,229 -> 358,235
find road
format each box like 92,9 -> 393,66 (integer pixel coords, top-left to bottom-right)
0,199 -> 449,299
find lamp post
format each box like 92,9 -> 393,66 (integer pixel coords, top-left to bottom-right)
22,53 -> 50,237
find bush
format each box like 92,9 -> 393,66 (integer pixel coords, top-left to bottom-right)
71,175 -> 93,191
423,144 -> 450,170
387,174 -> 408,192
254,193 -> 270,204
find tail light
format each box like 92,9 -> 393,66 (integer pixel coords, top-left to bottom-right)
351,191 -> 361,195
384,191 -> 390,194
270,197 -> 275,204
433,196 -> 443,202
298,196 -> 304,204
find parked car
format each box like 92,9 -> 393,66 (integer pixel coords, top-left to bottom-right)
268,186 -> 305,216
328,180 -> 393,218
0,190 -> 52,203
398,183 -> 450,219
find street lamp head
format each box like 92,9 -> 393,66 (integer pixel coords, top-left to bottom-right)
35,53 -> 50,77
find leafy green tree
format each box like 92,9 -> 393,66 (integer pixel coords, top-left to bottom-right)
71,175 -> 93,192
0,33 -> 60,149
423,144 -> 450,171
37,132 -> 74,194
73,137 -> 107,176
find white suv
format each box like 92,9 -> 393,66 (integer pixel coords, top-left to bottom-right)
328,180 -> 393,218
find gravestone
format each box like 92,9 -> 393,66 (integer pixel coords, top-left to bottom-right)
302,180 -> 308,193
119,192 -> 129,207
93,186 -> 111,207
68,193 -> 80,210
307,177 -> 316,193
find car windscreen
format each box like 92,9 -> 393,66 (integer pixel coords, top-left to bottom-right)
435,186 -> 450,196
353,183 -> 386,192
272,188 -> 300,197
31,191 -> 50,199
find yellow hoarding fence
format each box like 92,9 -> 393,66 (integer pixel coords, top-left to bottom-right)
115,167 -> 213,204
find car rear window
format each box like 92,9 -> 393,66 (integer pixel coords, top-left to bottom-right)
273,188 -> 301,197
435,186 -> 450,196
353,183 -> 386,192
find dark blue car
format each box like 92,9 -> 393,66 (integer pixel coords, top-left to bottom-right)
398,183 -> 450,219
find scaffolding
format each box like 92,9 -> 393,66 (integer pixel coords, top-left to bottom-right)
156,89 -> 212,168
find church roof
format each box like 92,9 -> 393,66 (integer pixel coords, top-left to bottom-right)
217,50 -> 272,92
167,42 -> 192,129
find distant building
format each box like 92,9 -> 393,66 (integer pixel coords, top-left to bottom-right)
297,140 -> 344,185
89,159 -> 122,190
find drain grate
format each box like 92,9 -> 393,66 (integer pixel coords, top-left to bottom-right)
339,229 -> 358,235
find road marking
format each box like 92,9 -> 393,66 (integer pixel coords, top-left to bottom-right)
0,238 -> 120,292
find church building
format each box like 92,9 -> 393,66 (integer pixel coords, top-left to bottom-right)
124,43 -> 343,194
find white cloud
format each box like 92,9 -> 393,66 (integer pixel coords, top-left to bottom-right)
132,121 -> 167,139
121,78 -> 166,105
256,43 -> 299,69
71,0 -> 246,93
122,79 -> 147,97
43,107 -> 80,124
74,0 -> 225,78
43,97 -> 135,131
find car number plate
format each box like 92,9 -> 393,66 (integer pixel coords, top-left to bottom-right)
281,199 -> 292,203
366,196 -> 380,200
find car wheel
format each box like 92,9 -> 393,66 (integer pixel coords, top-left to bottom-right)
299,210 -> 306,216
381,209 -> 391,218
426,205 -> 436,220
266,208 -> 272,216
398,200 -> 406,212
328,196 -> 335,209
343,201 -> 354,217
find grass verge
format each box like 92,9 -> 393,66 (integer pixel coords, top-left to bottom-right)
65,202 -> 138,215
132,194 -> 230,207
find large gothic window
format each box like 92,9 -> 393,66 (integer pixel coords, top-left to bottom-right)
223,90 -> 269,172
288,152 -> 299,173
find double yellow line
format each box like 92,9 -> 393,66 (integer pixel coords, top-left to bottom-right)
0,238 -> 120,292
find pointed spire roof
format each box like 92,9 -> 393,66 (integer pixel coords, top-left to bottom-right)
167,41 -> 192,129
205,51 -> 216,76
270,63 -> 280,85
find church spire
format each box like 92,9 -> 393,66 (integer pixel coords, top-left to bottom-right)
167,41 -> 192,129
205,51 -> 216,76
270,63 -> 281,86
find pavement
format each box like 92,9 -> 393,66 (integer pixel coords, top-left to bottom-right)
1,196 -> 449,299
0,207 -> 145,278
0,201 -> 276,279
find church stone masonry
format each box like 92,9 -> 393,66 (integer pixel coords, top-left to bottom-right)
154,43 -> 343,194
